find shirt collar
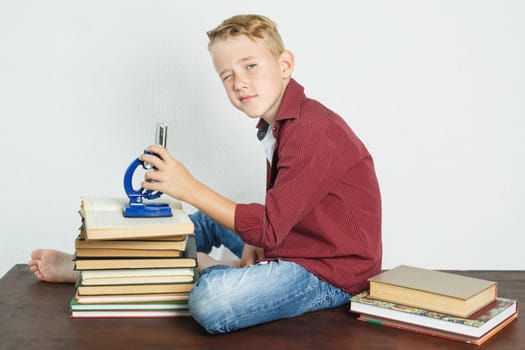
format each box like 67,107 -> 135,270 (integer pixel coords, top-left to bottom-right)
256,78 -> 305,135
274,78 -> 304,123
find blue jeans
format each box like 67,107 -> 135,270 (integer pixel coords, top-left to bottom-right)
190,211 -> 245,257
188,211 -> 352,334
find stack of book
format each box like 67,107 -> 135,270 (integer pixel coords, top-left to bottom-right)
350,265 -> 518,346
70,197 -> 197,318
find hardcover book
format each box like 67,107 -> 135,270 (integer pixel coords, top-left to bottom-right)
70,296 -> 188,311
76,282 -> 195,296
368,265 -> 497,318
70,309 -> 192,318
74,257 -> 197,270
357,312 -> 518,346
74,236 -> 197,270
80,267 -> 196,285
75,248 -> 182,258
74,291 -> 189,304
75,235 -> 188,250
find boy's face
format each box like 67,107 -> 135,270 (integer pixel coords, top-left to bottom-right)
210,35 -> 293,124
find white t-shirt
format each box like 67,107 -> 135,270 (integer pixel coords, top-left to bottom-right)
259,123 -> 276,165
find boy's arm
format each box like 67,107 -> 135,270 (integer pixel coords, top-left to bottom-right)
235,122 -> 354,250
140,145 -> 236,231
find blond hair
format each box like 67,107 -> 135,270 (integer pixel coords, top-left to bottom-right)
207,14 -> 285,57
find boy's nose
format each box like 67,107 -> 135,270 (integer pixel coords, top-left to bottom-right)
233,75 -> 247,91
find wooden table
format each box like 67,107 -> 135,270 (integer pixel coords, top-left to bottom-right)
0,265 -> 522,349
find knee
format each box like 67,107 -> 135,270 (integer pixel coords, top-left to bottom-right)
188,282 -> 227,334
188,284 -> 213,333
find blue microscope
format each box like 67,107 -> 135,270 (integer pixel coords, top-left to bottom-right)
122,123 -> 173,218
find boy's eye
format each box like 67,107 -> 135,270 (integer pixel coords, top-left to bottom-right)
246,63 -> 257,70
222,74 -> 232,82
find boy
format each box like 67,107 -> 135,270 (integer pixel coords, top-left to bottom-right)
29,14 -> 382,334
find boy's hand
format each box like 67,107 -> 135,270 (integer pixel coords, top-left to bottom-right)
141,144 -> 237,232
240,244 -> 265,267
140,144 -> 196,203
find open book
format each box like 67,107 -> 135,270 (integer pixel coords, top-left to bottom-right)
80,197 -> 194,240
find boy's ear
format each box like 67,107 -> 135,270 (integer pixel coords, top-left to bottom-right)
279,50 -> 295,78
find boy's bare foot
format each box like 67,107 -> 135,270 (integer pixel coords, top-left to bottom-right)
28,249 -> 240,281
197,252 -> 240,272
28,249 -> 78,283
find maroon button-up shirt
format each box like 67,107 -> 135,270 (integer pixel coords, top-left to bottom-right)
234,79 -> 382,294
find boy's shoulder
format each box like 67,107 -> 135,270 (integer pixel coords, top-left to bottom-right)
278,79 -> 344,129
277,80 -> 367,154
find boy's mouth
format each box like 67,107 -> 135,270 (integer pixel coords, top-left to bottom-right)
239,95 -> 256,102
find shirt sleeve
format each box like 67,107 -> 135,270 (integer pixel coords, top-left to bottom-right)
235,119 -> 355,249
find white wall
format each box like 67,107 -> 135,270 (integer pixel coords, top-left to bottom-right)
1,1 -> 524,278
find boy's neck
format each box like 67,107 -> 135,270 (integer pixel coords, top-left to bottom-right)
261,117 -> 274,126
260,77 -> 292,126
